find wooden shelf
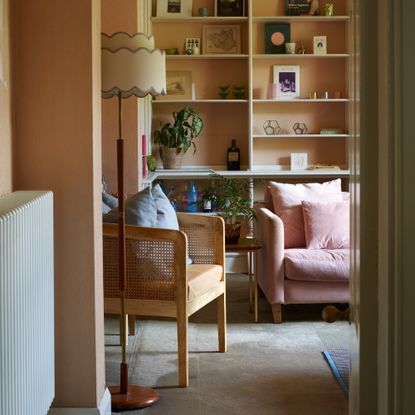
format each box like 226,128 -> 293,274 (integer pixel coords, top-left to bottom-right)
252,16 -> 350,23
166,54 -> 249,60
253,98 -> 349,103
253,134 -> 349,138
253,54 -> 349,59
153,99 -> 248,104
152,16 -> 248,23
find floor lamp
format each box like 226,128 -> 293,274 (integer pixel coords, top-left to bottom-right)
101,32 -> 166,411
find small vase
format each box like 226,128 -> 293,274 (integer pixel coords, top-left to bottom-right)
225,223 -> 241,244
161,147 -> 184,169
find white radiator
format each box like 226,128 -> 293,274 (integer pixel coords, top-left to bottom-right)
0,191 -> 54,415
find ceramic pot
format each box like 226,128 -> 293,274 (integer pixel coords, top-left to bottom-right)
161,147 -> 184,169
225,223 -> 241,244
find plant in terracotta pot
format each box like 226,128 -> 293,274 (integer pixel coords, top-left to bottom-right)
207,175 -> 255,244
153,106 -> 203,169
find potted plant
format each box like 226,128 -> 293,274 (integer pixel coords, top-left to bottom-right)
207,175 -> 255,244
153,106 -> 203,169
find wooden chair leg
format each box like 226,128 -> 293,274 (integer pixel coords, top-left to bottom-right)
128,315 -> 135,336
271,304 -> 282,324
177,310 -> 188,387
217,293 -> 227,353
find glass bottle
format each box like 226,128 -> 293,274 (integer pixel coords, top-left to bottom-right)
227,139 -> 240,170
187,181 -> 198,212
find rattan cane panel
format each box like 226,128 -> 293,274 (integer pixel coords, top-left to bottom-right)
103,235 -> 176,301
180,224 -> 215,264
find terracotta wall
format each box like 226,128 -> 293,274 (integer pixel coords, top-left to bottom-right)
11,0 -> 105,409
101,0 -> 139,194
0,0 -> 12,195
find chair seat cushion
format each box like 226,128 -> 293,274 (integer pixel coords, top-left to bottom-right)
284,248 -> 349,283
187,264 -> 223,301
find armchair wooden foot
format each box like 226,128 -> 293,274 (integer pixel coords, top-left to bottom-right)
217,293 -> 227,352
177,310 -> 189,388
271,304 -> 282,324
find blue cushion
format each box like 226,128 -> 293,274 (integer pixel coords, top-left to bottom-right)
102,191 -> 119,209
102,202 -> 111,214
103,187 -> 157,227
151,184 -> 179,230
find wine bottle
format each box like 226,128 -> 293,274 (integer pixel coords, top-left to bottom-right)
227,139 -> 240,170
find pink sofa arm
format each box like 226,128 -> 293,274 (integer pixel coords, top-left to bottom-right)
253,206 -> 285,305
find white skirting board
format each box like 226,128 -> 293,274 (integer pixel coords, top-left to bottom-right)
225,252 -> 248,274
48,388 -> 111,415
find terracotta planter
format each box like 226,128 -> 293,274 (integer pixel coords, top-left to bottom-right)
225,223 -> 241,244
161,147 -> 184,169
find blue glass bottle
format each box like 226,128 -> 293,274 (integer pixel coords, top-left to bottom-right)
187,181 -> 198,212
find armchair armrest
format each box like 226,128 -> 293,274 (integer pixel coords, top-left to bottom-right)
253,206 -> 285,304
176,213 -> 225,272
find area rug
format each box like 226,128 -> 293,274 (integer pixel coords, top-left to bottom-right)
322,349 -> 350,397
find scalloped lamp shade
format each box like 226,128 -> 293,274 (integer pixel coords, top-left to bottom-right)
101,32 -> 166,99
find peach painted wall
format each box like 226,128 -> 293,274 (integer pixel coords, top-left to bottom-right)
11,0 -> 105,409
101,0 -> 139,194
0,0 -> 12,195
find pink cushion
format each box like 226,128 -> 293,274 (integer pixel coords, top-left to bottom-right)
263,185 -> 274,212
302,199 -> 350,249
269,180 -> 343,248
284,248 -> 350,282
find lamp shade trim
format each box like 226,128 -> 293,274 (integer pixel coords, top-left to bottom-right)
101,32 -> 156,52
102,87 -> 165,99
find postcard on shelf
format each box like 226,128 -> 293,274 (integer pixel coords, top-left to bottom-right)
202,25 -> 241,54
273,65 -> 300,99
313,36 -> 327,55
157,0 -> 193,18
264,22 -> 291,54
291,153 -> 308,171
156,71 -> 193,100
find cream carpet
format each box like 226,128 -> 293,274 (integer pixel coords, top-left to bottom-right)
105,274 -> 349,415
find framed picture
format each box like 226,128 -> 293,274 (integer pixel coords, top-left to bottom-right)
313,36 -> 327,55
215,0 -> 245,16
264,22 -> 290,54
285,0 -> 311,16
156,0 -> 193,18
202,25 -> 241,54
273,65 -> 300,99
157,71 -> 193,100
290,153 -> 308,170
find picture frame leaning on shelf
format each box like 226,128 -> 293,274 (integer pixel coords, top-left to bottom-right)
273,65 -> 301,99
202,25 -> 241,54
157,0 -> 193,18
215,0 -> 245,17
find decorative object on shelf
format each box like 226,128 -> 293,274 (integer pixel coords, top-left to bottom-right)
203,25 -> 241,54
227,139 -> 241,170
187,181 -> 199,212
218,84 -> 230,99
285,0 -> 311,16
253,87 -> 264,99
308,164 -> 341,170
101,31 -> 166,411
267,83 -> 278,99
153,106 -> 203,169
285,42 -> 296,54
320,128 -> 344,134
290,153 -> 308,170
207,175 -> 255,244
185,37 -> 200,55
309,91 -> 318,99
273,65 -> 301,99
323,2 -> 334,16
319,91 -> 329,99
333,91 -> 342,98
198,7 -> 209,16
215,0 -> 245,16
264,22 -> 290,54
157,0 -> 193,18
293,122 -> 308,134
263,120 -> 281,135
297,42 -> 306,54
164,47 -> 179,55
146,155 -> 157,172
233,85 -> 245,99
307,0 -> 320,15
157,70 -> 192,100
313,35 -> 327,55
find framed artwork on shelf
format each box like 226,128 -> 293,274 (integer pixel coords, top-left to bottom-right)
264,22 -> 290,54
273,65 -> 301,99
156,0 -> 193,18
202,25 -> 241,54
285,0 -> 311,16
215,0 -> 245,16
156,71 -> 193,100
185,37 -> 200,54
290,153 -> 308,170
313,36 -> 327,55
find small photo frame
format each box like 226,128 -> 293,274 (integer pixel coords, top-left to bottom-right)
313,36 -> 327,55
202,25 -> 241,54
157,71 -> 193,100
157,0 -> 193,18
290,153 -> 308,170
215,0 -> 245,16
264,22 -> 290,54
273,65 -> 300,99
185,37 -> 200,53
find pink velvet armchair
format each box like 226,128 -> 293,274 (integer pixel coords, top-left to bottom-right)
254,181 -> 350,323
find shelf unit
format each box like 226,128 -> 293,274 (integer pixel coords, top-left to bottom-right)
148,0 -> 350,182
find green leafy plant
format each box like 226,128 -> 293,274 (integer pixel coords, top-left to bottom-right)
153,106 -> 203,154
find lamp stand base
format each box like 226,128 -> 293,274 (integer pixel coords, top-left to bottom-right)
109,385 -> 159,411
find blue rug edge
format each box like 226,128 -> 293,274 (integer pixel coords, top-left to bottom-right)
322,350 -> 349,397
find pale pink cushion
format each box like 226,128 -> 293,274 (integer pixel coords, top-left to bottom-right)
284,248 -> 350,282
269,180 -> 343,248
302,199 -> 350,249
263,185 -> 274,212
